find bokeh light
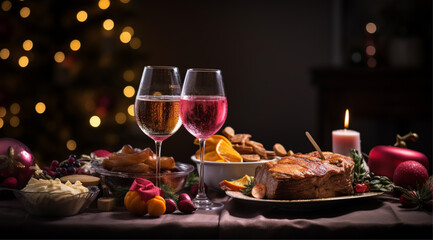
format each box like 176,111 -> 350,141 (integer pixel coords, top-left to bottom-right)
103,19 -> 114,30
123,69 -> 135,81
54,51 -> 65,63
76,10 -> 88,22
70,39 -> 81,51
0,48 -> 10,60
120,0 -> 130,3
1,0 -> 12,11
115,112 -> 127,124
10,103 -> 20,114
123,26 -> 134,36
90,115 -> 101,127
18,56 -> 29,67
0,107 -> 6,117
367,57 -> 377,68
20,7 -> 30,18
0,118 -> 3,129
23,39 -> 33,51
66,139 -> 77,151
120,31 -> 132,43
127,104 -> 134,116
98,0 -> 110,10
366,22 -> 377,34
123,86 -> 135,98
366,45 -> 376,56
10,116 -> 20,127
130,37 -> 141,49
35,102 -> 46,114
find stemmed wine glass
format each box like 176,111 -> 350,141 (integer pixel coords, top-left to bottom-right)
135,66 -> 182,187
180,68 -> 228,210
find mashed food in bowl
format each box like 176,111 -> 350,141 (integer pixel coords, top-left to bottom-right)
22,178 -> 88,195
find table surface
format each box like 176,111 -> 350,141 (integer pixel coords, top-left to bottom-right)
0,191 -> 432,239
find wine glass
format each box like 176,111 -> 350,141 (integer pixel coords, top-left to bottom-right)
179,68 -> 228,210
135,66 -> 182,187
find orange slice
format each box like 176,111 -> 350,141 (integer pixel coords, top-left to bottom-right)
193,135 -> 232,147
219,175 -> 253,191
215,139 -> 242,162
195,150 -> 224,162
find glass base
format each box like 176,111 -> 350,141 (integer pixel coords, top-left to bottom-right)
192,198 -> 224,210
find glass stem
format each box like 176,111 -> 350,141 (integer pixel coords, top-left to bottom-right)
197,139 -> 207,199
154,140 -> 162,187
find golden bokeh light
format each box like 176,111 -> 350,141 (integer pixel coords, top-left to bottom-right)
123,86 -> 135,98
98,0 -> 110,10
0,48 -> 10,60
1,1 -> 12,11
20,7 -> 30,18
23,39 -> 33,51
366,22 -> 377,34
10,116 -> 19,127
120,0 -> 130,3
66,139 -> 77,151
115,112 -> 127,124
103,19 -> 114,30
70,39 -> 81,51
0,118 -> 3,129
123,69 -> 135,82
123,26 -> 134,36
120,31 -> 132,43
76,10 -> 88,22
18,56 -> 29,67
35,102 -> 46,114
10,103 -> 20,114
89,115 -> 101,127
130,37 -> 141,49
54,51 -> 65,63
0,106 -> 6,117
127,104 -> 134,116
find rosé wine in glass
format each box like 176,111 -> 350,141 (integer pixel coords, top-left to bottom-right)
180,96 -> 227,140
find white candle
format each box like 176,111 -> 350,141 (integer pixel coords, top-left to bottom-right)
332,109 -> 361,156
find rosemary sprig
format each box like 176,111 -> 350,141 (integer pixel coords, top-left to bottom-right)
241,178 -> 255,196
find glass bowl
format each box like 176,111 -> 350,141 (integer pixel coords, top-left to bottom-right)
12,186 -> 99,217
91,160 -> 194,194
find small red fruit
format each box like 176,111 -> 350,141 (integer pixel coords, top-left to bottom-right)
165,198 -> 177,214
178,200 -> 196,213
0,177 -> 18,189
190,183 -> 208,196
399,190 -> 417,208
355,183 -> 370,193
393,161 -> 429,189
179,193 -> 191,202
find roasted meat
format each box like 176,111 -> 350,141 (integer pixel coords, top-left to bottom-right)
254,151 -> 354,199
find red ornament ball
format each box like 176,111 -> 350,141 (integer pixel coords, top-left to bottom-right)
393,160 -> 429,189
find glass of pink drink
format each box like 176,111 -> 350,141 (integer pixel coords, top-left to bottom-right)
180,68 -> 227,210
135,66 -> 182,187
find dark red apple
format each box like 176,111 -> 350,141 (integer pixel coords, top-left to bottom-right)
368,146 -> 429,180
393,160 -> 429,189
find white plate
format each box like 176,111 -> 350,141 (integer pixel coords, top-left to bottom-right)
226,190 -> 384,210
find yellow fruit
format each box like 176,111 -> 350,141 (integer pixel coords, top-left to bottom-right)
147,196 -> 166,217
215,140 -> 242,162
193,135 -> 232,147
124,190 -> 147,216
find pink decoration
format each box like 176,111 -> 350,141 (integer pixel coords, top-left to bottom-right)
129,178 -> 163,202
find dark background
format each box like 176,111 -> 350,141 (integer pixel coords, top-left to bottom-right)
0,0 -> 431,169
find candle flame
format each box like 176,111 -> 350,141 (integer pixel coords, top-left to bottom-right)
344,109 -> 349,128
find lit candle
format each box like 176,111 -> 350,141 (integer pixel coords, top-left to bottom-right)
332,109 -> 361,156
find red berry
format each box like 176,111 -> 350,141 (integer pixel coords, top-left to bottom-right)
179,193 -> 191,202
190,183 -> 208,197
355,183 -> 370,193
399,191 -> 417,208
165,198 -> 177,214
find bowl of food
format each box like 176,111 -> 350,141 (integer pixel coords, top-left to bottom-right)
190,155 -> 276,191
92,160 -> 194,194
90,144 -> 195,195
12,178 -> 99,217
